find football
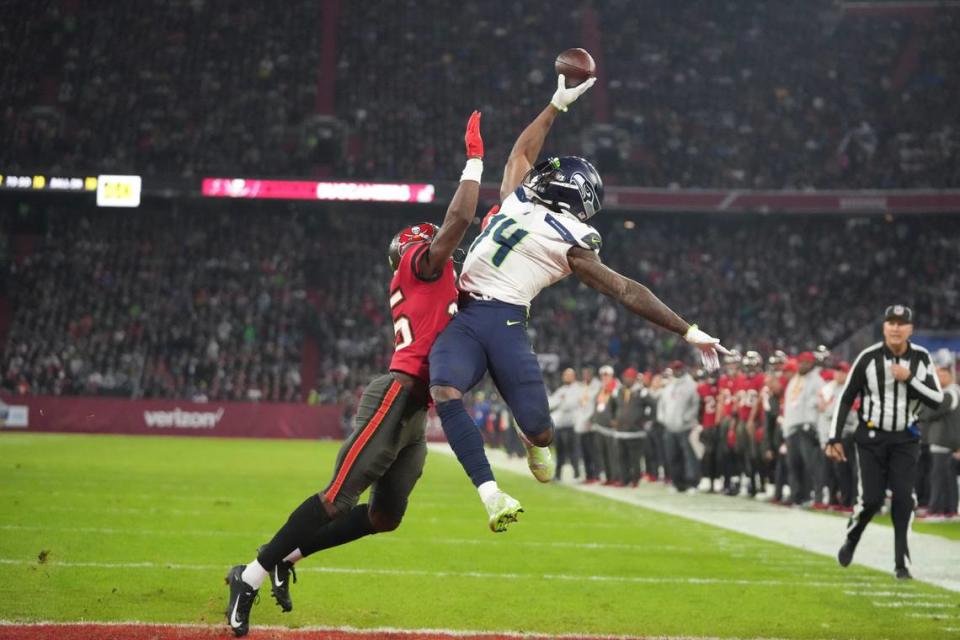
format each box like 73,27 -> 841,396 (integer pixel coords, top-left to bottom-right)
554,47 -> 596,87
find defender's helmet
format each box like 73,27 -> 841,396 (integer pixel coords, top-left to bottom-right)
388,222 -> 438,270
521,156 -> 604,221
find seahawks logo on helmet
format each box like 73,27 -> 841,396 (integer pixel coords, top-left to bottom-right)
521,156 -> 604,222
571,172 -> 598,216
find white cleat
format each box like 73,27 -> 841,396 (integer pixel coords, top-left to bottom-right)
483,491 -> 523,533
525,445 -> 556,483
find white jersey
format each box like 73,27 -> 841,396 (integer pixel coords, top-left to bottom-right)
459,190 -> 601,307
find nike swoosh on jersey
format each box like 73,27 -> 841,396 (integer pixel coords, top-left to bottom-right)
506,320 -> 523,326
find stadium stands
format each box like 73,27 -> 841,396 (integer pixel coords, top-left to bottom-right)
3,205 -> 310,401
2,1 -> 957,187
3,203 -> 959,401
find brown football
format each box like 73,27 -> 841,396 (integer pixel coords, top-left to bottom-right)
554,48 -> 596,87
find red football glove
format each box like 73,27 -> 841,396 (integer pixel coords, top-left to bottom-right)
465,110 -> 483,159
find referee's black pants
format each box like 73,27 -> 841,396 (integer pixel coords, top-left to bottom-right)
846,426 -> 920,569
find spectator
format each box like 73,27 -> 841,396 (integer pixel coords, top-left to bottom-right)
919,355 -> 960,518
614,367 -> 646,487
817,361 -> 859,509
660,361 -> 701,493
548,368 -> 581,481
575,366 -> 602,483
642,372 -> 666,482
782,352 -> 824,506
592,365 -> 620,485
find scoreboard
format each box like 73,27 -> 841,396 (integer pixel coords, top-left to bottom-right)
0,173 -> 142,207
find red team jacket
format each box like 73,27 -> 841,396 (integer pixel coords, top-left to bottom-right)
388,243 -> 458,384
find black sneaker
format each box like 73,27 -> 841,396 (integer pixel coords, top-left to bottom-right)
895,566 -> 913,580
224,565 -> 259,637
837,539 -> 857,567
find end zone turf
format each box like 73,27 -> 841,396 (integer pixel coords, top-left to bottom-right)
0,621 -> 731,640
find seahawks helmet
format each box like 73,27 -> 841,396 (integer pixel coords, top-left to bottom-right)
521,156 -> 604,221
388,222 -> 438,270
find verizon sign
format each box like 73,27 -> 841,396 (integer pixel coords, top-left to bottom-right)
0,395 -> 343,440
143,407 -> 225,429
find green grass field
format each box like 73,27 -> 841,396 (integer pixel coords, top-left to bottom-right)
1,433 -> 958,639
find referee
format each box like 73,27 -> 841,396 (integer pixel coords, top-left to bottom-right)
825,305 -> 944,579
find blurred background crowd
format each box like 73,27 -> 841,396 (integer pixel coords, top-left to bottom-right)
468,348 -> 959,519
3,204 -> 959,405
2,1 -> 958,188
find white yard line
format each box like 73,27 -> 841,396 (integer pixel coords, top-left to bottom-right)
429,444 -> 960,593
0,524 -> 719,554
844,590 -> 949,599
871,600 -> 955,609
0,558 -> 883,589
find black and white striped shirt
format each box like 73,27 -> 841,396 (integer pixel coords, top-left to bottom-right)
830,341 -> 944,442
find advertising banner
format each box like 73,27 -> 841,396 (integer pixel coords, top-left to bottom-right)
0,395 -> 343,440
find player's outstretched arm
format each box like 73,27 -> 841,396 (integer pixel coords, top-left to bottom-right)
422,111 -> 484,278
499,74 -> 596,202
567,247 -> 728,370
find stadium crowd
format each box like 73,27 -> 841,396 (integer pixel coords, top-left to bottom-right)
475,347 -> 959,520
2,1 -> 957,188
2,206 -> 310,402
3,206 -> 960,405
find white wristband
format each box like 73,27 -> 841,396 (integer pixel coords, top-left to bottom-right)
460,158 -> 483,183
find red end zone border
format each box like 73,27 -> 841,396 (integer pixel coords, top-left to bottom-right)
0,623 -> 679,640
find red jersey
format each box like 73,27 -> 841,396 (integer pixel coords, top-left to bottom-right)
388,243 -> 458,383
738,373 -> 765,422
697,382 -> 718,428
717,374 -> 738,418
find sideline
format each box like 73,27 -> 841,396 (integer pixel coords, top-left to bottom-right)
428,443 -> 960,593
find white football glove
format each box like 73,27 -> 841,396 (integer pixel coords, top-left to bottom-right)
550,74 -> 597,112
684,324 -> 730,372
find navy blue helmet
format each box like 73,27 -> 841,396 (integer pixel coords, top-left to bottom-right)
521,156 -> 604,221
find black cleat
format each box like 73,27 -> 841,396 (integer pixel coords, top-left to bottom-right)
895,566 -> 913,580
257,544 -> 297,612
837,539 -> 857,567
269,559 -> 297,612
224,565 -> 259,637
